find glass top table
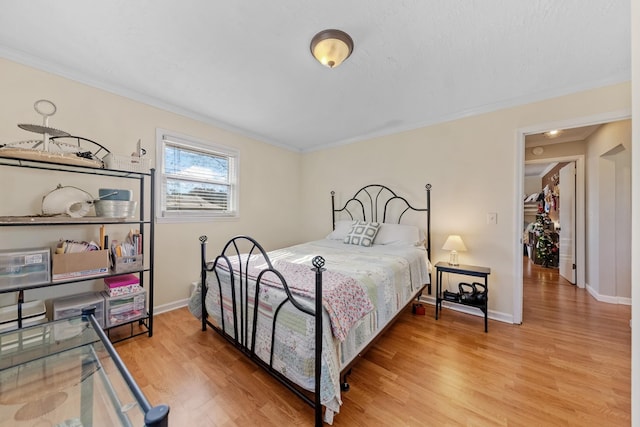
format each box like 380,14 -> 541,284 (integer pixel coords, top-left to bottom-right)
0,310 -> 168,426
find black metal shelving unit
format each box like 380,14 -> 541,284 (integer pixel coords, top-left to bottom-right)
0,155 -> 155,341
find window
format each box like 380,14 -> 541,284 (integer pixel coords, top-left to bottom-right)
156,129 -> 239,222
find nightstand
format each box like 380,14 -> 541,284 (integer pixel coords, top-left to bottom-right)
434,261 -> 491,332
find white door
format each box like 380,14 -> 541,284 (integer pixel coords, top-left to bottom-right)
559,162 -> 576,283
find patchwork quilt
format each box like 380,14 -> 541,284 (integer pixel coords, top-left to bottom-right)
191,239 -> 430,422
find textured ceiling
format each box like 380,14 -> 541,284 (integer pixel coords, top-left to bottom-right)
0,1 -> 630,152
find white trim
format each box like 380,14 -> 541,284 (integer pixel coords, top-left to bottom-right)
517,110 -> 632,135
301,83 -> 631,152
0,47 -> 301,153
154,299 -> 188,315
419,296 -> 514,325
514,109 -> 632,324
155,128 -> 240,223
514,130 -> 525,324
0,47 -> 630,154
585,284 -> 633,306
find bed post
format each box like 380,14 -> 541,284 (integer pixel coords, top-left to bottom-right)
199,235 -> 208,332
331,191 -> 336,230
312,255 -> 325,426
425,184 -> 432,294
425,184 -> 431,257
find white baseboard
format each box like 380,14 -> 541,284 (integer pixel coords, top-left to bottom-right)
154,295 -> 517,325
154,299 -> 188,315
585,284 -> 632,305
418,295 -> 514,324
152,282 -> 197,315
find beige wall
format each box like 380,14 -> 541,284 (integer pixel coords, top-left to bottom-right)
0,58 -> 302,308
584,121 -> 632,300
525,139 -> 587,161
0,58 -> 633,322
301,83 -> 631,320
1,51 -> 636,422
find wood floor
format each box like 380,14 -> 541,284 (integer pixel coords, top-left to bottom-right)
115,258 -> 631,426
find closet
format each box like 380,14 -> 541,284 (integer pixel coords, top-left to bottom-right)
523,162 -> 568,268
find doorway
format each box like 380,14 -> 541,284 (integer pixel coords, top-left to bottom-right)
523,149 -> 586,288
513,112 -> 632,324
523,159 -> 578,280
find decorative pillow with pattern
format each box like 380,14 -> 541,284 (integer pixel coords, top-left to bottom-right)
343,221 -> 381,247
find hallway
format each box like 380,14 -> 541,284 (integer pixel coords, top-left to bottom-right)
522,256 -> 630,329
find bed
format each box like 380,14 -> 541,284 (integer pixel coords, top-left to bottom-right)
190,184 -> 432,425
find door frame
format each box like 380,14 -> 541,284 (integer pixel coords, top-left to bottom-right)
513,109 -> 631,324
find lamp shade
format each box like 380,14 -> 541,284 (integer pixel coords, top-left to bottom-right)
442,235 -> 466,265
310,29 -> 354,68
442,235 -> 467,252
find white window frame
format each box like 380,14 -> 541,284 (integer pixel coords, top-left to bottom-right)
155,128 -> 239,223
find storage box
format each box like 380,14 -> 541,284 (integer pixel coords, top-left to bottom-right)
112,254 -> 143,274
104,274 -> 140,297
52,291 -> 105,328
0,300 -> 47,332
103,288 -> 146,328
103,153 -> 151,173
0,248 -> 50,289
52,250 -> 109,282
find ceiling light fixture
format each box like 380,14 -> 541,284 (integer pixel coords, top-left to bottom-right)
544,129 -> 563,138
310,29 -> 354,68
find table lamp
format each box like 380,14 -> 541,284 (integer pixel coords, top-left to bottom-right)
442,235 -> 467,266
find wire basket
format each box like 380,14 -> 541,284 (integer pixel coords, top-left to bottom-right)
112,254 -> 144,273
104,153 -> 150,172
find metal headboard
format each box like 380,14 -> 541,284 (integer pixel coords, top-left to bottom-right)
331,183 -> 432,259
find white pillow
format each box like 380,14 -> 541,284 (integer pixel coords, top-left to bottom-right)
374,223 -> 423,246
326,220 -> 356,240
343,221 -> 381,247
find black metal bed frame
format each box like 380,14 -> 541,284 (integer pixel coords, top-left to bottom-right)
331,183 -> 432,291
198,184 -> 431,426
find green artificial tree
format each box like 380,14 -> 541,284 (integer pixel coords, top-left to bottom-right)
536,233 -> 558,267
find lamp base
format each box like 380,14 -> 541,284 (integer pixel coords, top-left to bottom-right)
448,250 -> 459,266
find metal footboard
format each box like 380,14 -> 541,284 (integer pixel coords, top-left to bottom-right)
199,235 -> 325,426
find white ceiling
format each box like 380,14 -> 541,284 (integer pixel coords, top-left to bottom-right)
524,162 -> 557,178
525,125 -> 601,148
524,124 -> 601,177
0,1 -> 630,152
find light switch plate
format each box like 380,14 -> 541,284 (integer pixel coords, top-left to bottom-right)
487,212 -> 497,224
